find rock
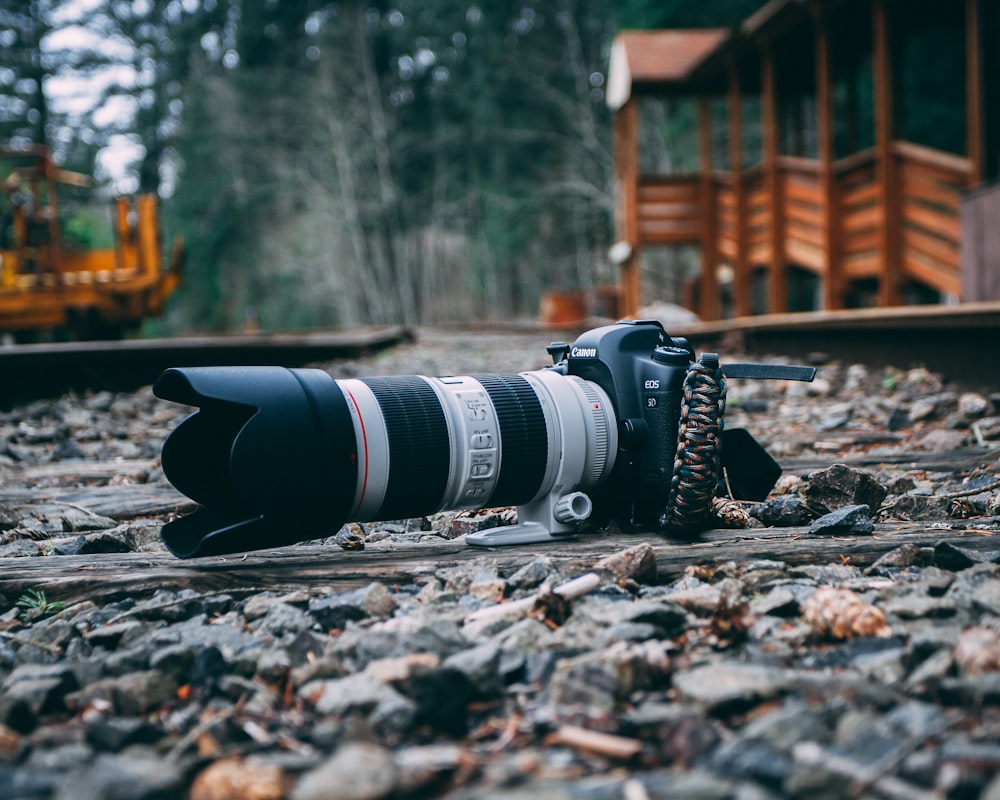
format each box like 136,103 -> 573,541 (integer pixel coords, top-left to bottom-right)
959,392 -> 989,419
302,671 -> 405,716
953,627 -> 1000,675
752,495 -> 814,527
131,589 -> 205,622
594,543 -> 657,585
451,507 -> 517,537
309,583 -> 398,631
85,717 -> 161,752
189,757 -> 287,800
393,744 -> 469,794
913,428 -> 968,452
865,543 -> 932,574
506,557 -> 559,592
673,662 -> 791,715
407,668 -> 476,737
65,671 -> 177,716
293,742 -> 398,800
334,523 -> 366,550
973,416 -> 1000,440
749,585 -> 800,617
1,664 -> 79,716
442,643 -> 503,698
251,602 -> 313,637
54,753 -> 184,800
808,504 -> 874,535
75,526 -> 138,554
547,647 -> 653,712
804,465 -> 887,514
933,541 -> 995,571
708,741 -> 793,790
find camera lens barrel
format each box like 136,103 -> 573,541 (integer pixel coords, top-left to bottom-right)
155,366 -> 617,558
338,370 -> 616,524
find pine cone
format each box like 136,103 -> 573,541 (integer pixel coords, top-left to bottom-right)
802,586 -> 891,640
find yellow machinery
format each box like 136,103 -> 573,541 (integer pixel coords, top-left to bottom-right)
0,145 -> 183,340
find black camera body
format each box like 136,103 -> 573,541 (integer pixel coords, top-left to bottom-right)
154,319 -> 811,557
546,320 -> 695,530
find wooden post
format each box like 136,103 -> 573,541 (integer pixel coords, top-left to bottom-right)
762,43 -> 786,313
966,0 -> 983,186
814,2 -> 841,309
615,97 -> 641,317
728,61 -> 749,317
873,0 -> 902,306
698,96 -> 718,320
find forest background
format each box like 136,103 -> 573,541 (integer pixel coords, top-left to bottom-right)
1,0 -> 764,333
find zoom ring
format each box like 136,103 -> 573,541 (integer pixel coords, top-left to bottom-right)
362,376 -> 450,520
473,374 -> 548,506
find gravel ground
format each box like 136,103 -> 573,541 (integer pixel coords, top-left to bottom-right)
1,326 -> 1000,799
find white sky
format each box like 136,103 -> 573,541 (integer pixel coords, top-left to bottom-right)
41,4 -> 145,193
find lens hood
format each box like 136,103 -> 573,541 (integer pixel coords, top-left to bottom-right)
153,367 -> 357,558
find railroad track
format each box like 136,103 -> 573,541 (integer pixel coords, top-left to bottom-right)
673,301 -> 1000,390
2,302 -> 998,407
0,326 -> 412,407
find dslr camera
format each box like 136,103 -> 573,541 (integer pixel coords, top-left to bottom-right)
154,319 -> 813,558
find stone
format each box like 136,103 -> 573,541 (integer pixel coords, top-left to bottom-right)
308,583 -> 398,631
393,744 -> 469,794
865,543 -> 932,574
673,662 -> 791,715
75,526 -> 138,554
407,668 -> 476,737
749,585 -> 800,617
293,742 -> 398,800
804,465 -> 887,514
708,741 -> 793,790
189,757 -> 287,800
752,495 -> 814,527
958,392 -> 989,419
1,664 -> 78,716
594,542 -> 658,584
442,642 -> 503,698
251,602 -> 313,637
808,504 -> 874,535
506,557 -> 559,592
953,626 -> 1000,675
148,643 -> 195,678
301,672 -> 410,723
913,428 -> 968,452
65,670 -> 177,716
54,753 -> 184,800
85,717 -> 162,752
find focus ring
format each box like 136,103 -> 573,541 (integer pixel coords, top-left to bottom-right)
473,374 -> 548,506
569,376 -> 611,487
362,376 -> 450,520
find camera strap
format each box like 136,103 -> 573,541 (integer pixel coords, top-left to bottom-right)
659,353 -> 727,533
658,357 -> 817,533
721,363 -> 817,382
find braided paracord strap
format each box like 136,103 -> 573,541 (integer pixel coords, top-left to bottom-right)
658,353 -> 727,532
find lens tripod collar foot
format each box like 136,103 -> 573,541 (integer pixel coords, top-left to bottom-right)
465,522 -> 576,547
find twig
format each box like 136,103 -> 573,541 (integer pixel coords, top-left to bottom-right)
0,629 -> 64,654
166,707 -> 235,762
463,573 -> 600,626
546,724 -> 643,760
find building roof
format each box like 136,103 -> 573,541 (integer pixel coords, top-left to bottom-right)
606,29 -> 730,110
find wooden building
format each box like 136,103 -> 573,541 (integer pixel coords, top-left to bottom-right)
608,0 -> 1000,320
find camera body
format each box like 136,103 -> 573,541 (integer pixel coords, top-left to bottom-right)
154,320 -> 806,557
485,319 -> 694,545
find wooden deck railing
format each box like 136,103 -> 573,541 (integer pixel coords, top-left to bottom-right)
632,139 -> 969,310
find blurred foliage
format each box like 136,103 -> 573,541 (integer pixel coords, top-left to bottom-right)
0,0 -> 973,330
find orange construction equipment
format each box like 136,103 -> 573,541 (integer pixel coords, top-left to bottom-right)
0,145 -> 183,340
